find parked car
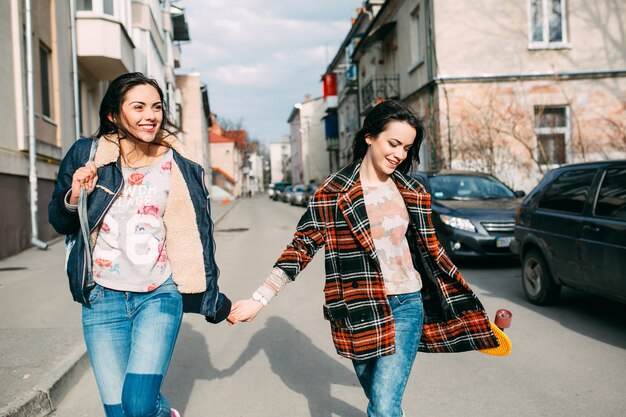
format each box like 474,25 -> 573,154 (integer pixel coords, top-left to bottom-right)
281,185 -> 294,203
290,183 -> 319,207
410,170 -> 525,260
512,160 -> 626,305
270,182 -> 290,201
303,183 -> 319,207
290,184 -> 307,206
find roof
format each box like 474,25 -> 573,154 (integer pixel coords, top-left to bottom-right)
209,131 -> 234,144
223,130 -> 247,150
212,167 -> 235,184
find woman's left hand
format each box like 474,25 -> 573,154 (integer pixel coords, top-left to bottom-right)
227,299 -> 264,325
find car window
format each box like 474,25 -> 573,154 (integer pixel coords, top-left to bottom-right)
594,168 -> 626,220
537,169 -> 596,214
428,175 -> 516,200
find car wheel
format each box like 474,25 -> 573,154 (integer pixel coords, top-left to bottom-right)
522,249 -> 561,305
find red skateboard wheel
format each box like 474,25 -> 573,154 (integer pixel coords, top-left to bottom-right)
494,309 -> 512,330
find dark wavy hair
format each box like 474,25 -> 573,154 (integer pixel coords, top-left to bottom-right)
94,72 -> 177,142
351,100 -> 425,173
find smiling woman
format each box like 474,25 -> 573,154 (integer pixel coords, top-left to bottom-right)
227,100 -> 499,416
48,72 -> 231,417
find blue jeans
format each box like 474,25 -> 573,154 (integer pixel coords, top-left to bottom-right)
352,291 -> 424,417
82,277 -> 183,417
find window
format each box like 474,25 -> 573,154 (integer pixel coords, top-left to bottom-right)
534,106 -> 569,165
594,168 -> 626,220
39,43 -> 51,118
409,6 -> 422,68
77,0 -> 92,11
77,0 -> 114,15
530,0 -> 567,46
537,169 -> 596,214
103,0 -> 114,15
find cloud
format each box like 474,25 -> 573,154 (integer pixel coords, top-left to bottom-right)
180,0 -> 360,142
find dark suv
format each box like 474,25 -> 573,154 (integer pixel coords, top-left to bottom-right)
511,160 -> 626,305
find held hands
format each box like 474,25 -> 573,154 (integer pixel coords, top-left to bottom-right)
227,298 -> 264,325
69,162 -> 98,205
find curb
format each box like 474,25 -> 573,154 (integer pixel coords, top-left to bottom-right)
0,345 -> 89,417
213,198 -> 239,225
0,198 -> 240,417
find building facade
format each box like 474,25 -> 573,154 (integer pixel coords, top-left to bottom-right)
269,138 -> 291,183
1,0 -> 76,259
176,72 -> 211,183
324,1 -> 385,167
0,0 -> 203,259
343,0 -> 625,190
287,96 -> 331,185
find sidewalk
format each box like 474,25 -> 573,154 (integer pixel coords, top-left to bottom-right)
0,199 -> 237,417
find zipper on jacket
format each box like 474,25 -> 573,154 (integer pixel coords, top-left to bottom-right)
200,166 -> 221,315
80,162 -> 124,304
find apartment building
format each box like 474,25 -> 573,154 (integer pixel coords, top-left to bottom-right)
0,0 -> 75,259
176,72 -> 211,183
324,0 -> 385,167
338,0 -> 626,190
0,0 -> 205,259
287,96 -> 331,186
269,138 -> 291,183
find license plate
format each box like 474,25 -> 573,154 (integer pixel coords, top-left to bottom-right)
496,237 -> 514,248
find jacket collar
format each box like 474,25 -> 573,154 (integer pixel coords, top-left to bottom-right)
330,159 -> 422,260
93,133 -> 199,167
321,159 -> 421,194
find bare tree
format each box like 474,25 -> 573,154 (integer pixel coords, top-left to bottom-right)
216,116 -> 245,132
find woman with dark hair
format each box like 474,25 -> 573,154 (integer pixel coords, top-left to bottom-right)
49,72 -> 230,417
228,100 -> 499,416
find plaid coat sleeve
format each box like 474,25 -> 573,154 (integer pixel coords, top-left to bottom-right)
273,190 -> 327,279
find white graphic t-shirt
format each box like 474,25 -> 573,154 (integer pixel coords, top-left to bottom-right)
363,182 -> 422,295
92,149 -> 173,292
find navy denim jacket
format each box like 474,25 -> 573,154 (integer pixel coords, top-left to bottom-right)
48,136 -> 231,323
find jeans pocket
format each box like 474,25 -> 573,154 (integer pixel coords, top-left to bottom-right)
396,291 -> 422,306
87,285 -> 104,304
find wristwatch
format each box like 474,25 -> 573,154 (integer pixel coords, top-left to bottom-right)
252,291 -> 268,306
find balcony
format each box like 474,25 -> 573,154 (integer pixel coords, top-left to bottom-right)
326,137 -> 340,151
360,75 -> 400,113
76,17 -> 134,80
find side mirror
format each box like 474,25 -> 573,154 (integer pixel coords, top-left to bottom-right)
514,190 -> 526,197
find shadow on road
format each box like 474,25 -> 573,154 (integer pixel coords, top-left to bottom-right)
456,258 -> 626,349
163,322 -> 220,414
220,316 -> 364,417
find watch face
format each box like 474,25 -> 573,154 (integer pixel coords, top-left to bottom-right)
253,292 -> 267,305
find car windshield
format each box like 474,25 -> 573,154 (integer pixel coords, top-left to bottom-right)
429,175 -> 516,200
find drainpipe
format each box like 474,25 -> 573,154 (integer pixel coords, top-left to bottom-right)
424,0 -> 438,171
25,0 -> 48,250
69,0 -> 80,137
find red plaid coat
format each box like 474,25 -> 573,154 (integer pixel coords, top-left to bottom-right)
275,160 -> 499,360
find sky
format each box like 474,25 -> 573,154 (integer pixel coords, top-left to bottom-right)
180,0 -> 362,144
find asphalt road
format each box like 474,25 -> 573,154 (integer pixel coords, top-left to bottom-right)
52,195 -> 626,417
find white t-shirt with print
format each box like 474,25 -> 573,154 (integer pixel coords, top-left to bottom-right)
92,149 -> 173,292
363,182 -> 422,295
